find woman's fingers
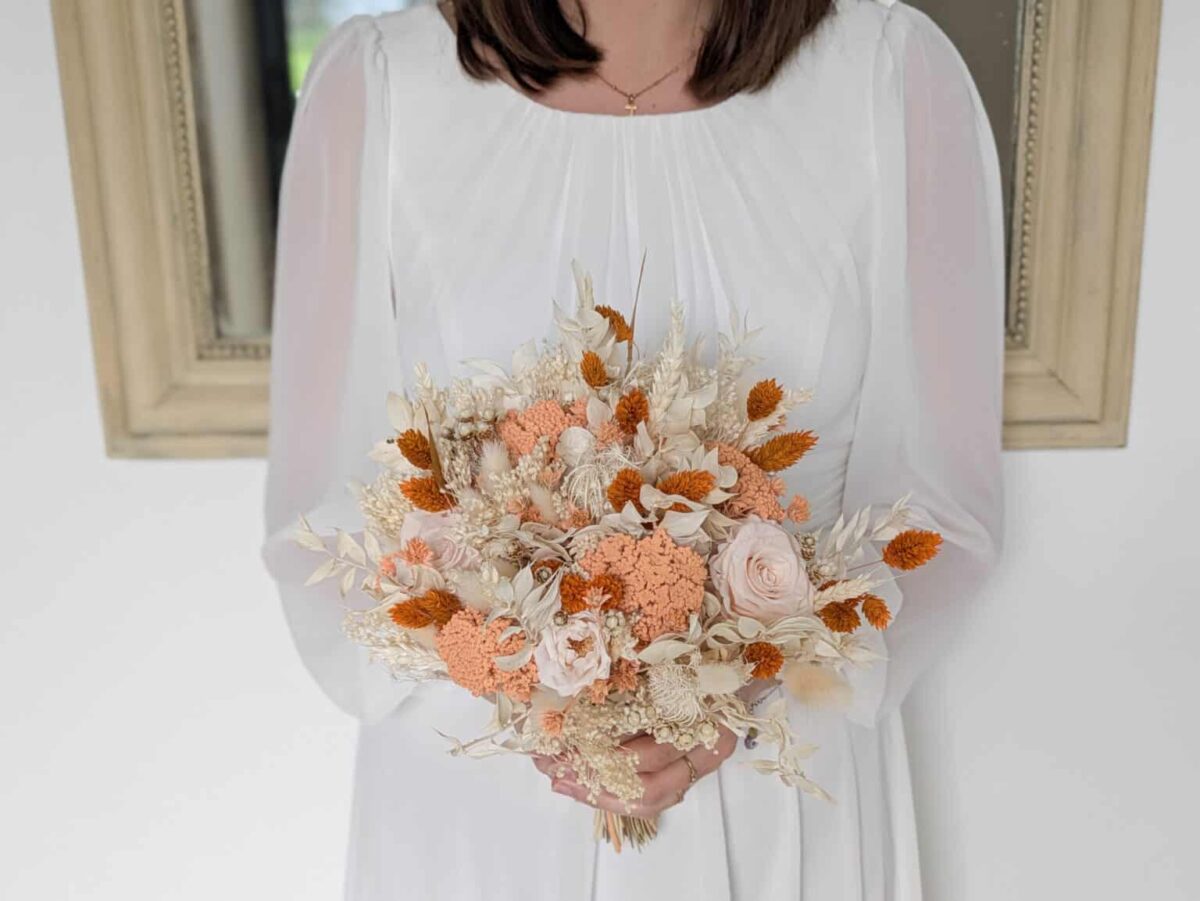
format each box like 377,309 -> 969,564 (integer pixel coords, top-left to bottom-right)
543,727 -> 740,817
621,733 -> 687,773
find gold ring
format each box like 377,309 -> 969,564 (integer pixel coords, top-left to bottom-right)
682,754 -> 699,785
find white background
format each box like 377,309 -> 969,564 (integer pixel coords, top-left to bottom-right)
1,1 -> 1196,898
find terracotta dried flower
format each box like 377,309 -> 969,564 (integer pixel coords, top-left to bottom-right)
607,467 -> 646,514
882,529 -> 943,570
389,598 -> 434,630
746,379 -> 784,421
744,641 -> 785,679
395,429 -> 433,470
860,594 -> 892,630
614,388 -> 650,434
389,589 -> 463,630
399,475 -> 453,512
817,600 -> 862,633
656,470 -> 717,502
559,573 -> 589,615
746,431 -> 819,472
580,351 -> 610,388
595,304 -> 633,342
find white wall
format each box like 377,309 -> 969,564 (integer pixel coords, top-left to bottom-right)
0,2 -> 1195,900
907,2 -> 1200,899
0,4 -> 356,899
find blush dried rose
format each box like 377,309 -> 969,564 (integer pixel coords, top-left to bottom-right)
710,518 -> 812,623
534,612 -> 612,697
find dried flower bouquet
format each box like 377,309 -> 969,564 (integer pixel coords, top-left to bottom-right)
296,263 -> 940,848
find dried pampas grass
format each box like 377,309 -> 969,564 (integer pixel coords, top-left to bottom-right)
782,662 -> 852,710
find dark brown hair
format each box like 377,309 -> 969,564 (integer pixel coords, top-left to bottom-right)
442,0 -> 836,103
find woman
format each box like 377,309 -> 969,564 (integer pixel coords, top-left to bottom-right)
262,0 -> 1003,897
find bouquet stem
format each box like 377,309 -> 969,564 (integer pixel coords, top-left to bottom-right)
594,811 -> 659,852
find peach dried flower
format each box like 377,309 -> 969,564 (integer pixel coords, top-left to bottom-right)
716,444 -> 786,521
435,609 -> 538,701
580,529 -> 706,643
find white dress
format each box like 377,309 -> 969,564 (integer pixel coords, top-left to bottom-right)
262,1 -> 1004,898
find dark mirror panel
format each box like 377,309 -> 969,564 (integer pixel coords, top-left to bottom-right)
907,0 -> 1025,230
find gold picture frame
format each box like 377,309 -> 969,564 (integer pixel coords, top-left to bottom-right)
51,0 -> 1162,457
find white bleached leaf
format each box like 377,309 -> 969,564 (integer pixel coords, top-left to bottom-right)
386,392 -> 413,431
339,566 -> 356,598
637,639 -> 696,665
494,643 -> 534,672
336,530 -> 366,567
556,426 -> 596,467
294,520 -> 326,552
696,662 -> 747,695
363,530 -> 382,563
736,616 -> 764,639
304,557 -> 338,586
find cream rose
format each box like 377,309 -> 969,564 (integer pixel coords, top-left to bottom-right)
710,518 -> 812,623
534,612 -> 611,697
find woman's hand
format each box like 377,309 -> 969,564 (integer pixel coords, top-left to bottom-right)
532,726 -> 738,818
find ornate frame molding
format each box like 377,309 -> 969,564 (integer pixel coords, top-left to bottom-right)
1003,0 -> 1161,447
51,0 -> 1161,456
51,0 -> 267,457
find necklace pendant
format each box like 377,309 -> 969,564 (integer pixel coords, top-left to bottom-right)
624,95 -> 637,116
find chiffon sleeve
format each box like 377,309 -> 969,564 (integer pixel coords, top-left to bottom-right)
843,4 -> 1005,724
261,17 -> 410,722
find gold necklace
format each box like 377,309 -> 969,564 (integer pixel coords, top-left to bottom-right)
593,52 -> 696,116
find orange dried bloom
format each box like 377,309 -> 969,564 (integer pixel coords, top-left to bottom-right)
559,572 -> 589,615
399,476 -> 453,512
607,467 -> 645,514
395,429 -> 432,469
818,601 -> 862,633
656,470 -> 717,502
746,379 -> 784,421
746,431 -> 819,472
580,529 -> 706,644
587,679 -> 610,703
614,388 -> 649,434
416,588 -> 463,627
882,529 -> 943,570
589,573 -> 624,610
860,594 -> 893,630
596,304 -> 633,342
435,609 -> 538,701
389,599 -> 434,630
580,351 -> 610,388
744,641 -> 785,679
389,588 -> 463,630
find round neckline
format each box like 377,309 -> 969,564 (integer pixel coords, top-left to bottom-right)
427,3 -> 745,125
